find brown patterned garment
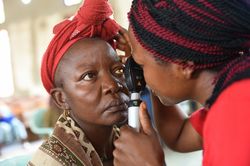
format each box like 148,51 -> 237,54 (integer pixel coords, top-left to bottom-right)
28,114 -> 119,166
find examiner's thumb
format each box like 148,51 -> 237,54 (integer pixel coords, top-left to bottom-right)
139,102 -> 153,135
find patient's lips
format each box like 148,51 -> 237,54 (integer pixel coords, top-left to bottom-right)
104,99 -> 128,113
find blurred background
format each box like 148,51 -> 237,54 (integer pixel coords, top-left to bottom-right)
0,0 -> 201,165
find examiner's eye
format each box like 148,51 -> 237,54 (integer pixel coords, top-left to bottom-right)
81,72 -> 97,81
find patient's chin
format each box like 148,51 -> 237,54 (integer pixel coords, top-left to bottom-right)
114,112 -> 128,127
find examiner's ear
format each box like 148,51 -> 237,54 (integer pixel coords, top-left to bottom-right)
50,88 -> 70,110
182,61 -> 196,79
174,61 -> 196,80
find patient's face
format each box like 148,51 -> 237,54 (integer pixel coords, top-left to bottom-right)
56,38 -> 129,127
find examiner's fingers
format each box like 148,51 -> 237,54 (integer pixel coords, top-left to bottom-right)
139,102 -> 154,135
114,33 -> 127,44
119,26 -> 130,43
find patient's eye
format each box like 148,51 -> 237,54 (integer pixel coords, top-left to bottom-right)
81,72 -> 97,81
114,66 -> 124,77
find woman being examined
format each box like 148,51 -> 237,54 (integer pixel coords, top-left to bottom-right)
28,0 -> 129,165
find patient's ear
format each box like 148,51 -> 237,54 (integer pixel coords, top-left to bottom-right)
50,88 -> 70,110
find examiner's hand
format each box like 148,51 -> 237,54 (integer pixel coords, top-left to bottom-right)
114,26 -> 131,63
113,102 -> 165,166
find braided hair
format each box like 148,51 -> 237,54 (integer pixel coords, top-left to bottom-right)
128,0 -> 250,107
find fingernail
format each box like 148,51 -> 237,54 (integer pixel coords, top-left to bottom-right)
140,102 -> 146,109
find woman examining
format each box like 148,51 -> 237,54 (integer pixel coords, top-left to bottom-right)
114,0 -> 250,165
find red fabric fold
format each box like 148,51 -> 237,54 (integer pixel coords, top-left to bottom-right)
41,0 -> 120,93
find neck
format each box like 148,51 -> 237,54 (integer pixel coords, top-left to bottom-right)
193,70 -> 217,107
73,118 -> 114,161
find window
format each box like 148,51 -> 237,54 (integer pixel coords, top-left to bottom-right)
0,0 -> 5,24
21,0 -> 32,5
64,0 -> 81,6
0,29 -> 14,97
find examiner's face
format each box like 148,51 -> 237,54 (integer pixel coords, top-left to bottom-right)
58,38 -> 129,126
128,27 -> 188,106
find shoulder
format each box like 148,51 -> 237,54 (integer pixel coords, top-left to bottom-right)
208,78 -> 250,119
212,79 -> 250,108
28,138 -> 62,166
205,79 -> 250,136
203,79 -> 250,165
29,135 -> 86,166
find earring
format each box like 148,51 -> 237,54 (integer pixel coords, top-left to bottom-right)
117,82 -> 123,88
63,109 -> 70,117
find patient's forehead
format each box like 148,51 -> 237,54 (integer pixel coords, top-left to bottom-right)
63,38 -> 114,61
54,38 -> 116,85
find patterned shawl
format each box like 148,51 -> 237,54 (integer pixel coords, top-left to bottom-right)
28,114 -> 119,166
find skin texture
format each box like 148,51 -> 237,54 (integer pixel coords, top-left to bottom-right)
51,38 -> 129,166
113,27 -> 217,165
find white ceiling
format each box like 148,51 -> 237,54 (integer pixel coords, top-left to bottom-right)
1,0 -> 80,26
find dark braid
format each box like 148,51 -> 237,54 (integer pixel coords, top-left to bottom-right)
206,55 -> 250,106
129,0 -> 250,107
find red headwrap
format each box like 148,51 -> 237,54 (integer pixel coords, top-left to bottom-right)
41,0 -> 120,93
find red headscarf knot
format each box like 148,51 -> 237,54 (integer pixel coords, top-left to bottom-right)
41,0 -> 120,93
